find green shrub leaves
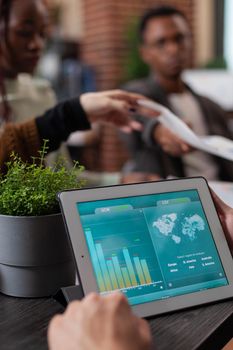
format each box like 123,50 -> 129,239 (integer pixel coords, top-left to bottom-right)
0,141 -> 85,216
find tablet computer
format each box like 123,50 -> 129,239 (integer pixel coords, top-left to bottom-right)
58,177 -> 233,317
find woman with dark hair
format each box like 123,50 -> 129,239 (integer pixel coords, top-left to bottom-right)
0,0 -> 150,172
0,0 -> 102,163
0,0 -> 57,124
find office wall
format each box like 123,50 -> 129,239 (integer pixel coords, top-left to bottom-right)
46,0 -> 84,39
193,0 -> 214,66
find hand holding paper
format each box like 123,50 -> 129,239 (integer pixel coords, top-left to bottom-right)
138,99 -> 233,162
153,123 -> 192,157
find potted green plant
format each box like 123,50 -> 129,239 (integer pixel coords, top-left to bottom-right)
0,142 -> 85,297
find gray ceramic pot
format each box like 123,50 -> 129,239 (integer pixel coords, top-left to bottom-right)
0,213 -> 75,297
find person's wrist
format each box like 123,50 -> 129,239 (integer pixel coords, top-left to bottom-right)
153,122 -> 161,142
79,93 -> 88,115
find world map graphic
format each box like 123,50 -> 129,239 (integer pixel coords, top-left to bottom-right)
152,213 -> 205,244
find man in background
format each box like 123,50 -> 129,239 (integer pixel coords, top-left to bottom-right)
122,6 -> 233,181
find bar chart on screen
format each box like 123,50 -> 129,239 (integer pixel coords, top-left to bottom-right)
84,221 -> 163,294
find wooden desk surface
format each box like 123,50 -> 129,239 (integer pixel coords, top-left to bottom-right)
1,293 -> 233,350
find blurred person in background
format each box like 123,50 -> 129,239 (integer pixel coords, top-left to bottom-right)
54,40 -> 96,101
0,0 -> 62,165
0,0 -> 55,124
53,40 -> 100,162
0,0 -> 98,166
122,6 -> 233,181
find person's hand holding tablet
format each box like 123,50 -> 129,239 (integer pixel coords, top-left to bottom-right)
49,184 -> 233,350
211,191 -> 233,254
58,177 -> 233,318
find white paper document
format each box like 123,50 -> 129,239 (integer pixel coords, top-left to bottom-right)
138,99 -> 233,161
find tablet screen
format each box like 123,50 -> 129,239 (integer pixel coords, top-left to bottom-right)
77,189 -> 228,306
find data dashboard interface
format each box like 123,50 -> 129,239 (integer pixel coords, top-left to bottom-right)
77,190 -> 228,306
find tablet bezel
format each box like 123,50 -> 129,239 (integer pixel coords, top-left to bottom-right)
58,177 -> 233,317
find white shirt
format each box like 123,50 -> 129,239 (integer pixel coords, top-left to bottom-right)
0,73 -> 71,166
168,92 -> 219,180
2,73 -> 56,124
